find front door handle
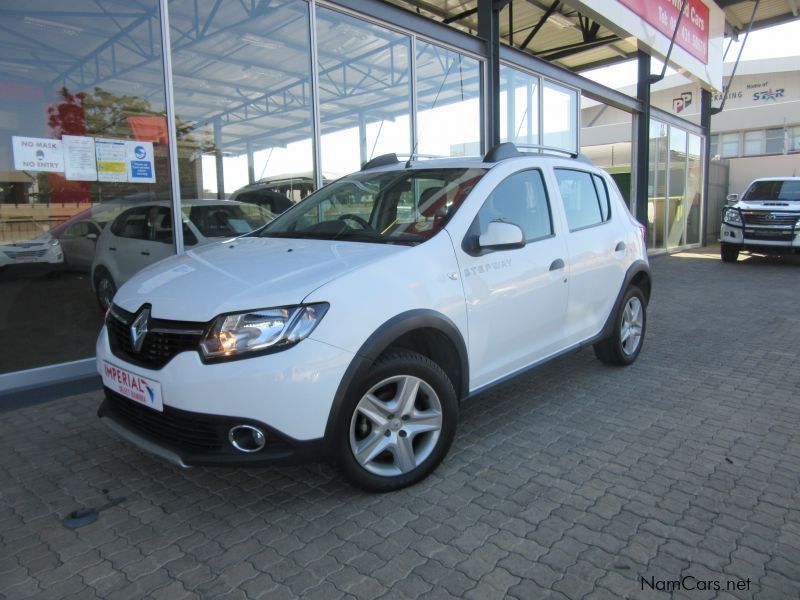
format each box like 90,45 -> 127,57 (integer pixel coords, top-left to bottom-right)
615,241 -> 626,252
108,247 -> 116,252
141,251 -> 150,256
549,258 -> 565,271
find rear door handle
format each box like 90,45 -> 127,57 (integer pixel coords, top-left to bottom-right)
549,258 -> 565,271
141,251 -> 150,256
108,247 -> 116,251
615,241 -> 626,252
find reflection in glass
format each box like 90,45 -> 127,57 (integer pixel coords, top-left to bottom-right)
667,127 -> 687,249
579,99 -> 633,209
416,43 -> 482,157
499,66 -> 539,146
0,1 -> 171,373
317,9 -> 412,177
169,0 -> 314,204
685,134 -> 702,244
543,81 -> 577,153
648,120 -> 667,249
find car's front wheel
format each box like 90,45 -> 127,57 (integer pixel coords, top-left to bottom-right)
94,268 -> 117,312
594,285 -> 646,366
338,351 -> 457,492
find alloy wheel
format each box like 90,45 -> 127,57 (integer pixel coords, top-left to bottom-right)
349,375 -> 443,477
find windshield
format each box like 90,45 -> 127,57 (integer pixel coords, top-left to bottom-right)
183,203 -> 272,238
259,168 -> 486,244
742,180 -> 800,202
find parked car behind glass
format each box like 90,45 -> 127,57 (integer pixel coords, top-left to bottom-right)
91,199 -> 270,310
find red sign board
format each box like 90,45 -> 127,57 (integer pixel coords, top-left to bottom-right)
618,0 -> 709,64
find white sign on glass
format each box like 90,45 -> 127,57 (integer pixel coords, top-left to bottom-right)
95,138 -> 128,182
62,135 -> 98,181
12,136 -> 64,172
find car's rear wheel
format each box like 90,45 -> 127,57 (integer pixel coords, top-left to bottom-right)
338,351 -> 457,492
593,286 -> 646,366
720,243 -> 739,263
94,269 -> 116,312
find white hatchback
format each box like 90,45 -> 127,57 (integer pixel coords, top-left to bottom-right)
97,144 -> 651,491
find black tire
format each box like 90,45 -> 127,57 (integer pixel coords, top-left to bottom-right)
593,286 -> 647,366
94,268 -> 116,312
336,351 -> 458,492
720,243 -> 739,263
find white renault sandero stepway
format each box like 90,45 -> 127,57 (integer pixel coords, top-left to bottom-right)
97,143 -> 651,491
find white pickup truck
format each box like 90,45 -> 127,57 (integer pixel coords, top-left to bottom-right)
719,177 -> 800,262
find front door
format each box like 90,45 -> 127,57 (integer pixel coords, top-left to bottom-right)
453,169 -> 569,390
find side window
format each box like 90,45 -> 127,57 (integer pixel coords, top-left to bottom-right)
592,174 -> 611,221
477,170 -> 553,242
148,207 -> 173,244
555,169 -> 608,231
65,222 -> 89,238
111,208 -> 150,240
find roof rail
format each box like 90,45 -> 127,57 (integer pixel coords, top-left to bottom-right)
483,142 -> 593,165
361,153 -> 399,171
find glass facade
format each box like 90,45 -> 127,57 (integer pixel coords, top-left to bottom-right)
0,1 -> 172,374
416,42 -> 482,157
648,119 -> 704,251
0,0 -> 701,384
542,81 -> 578,153
499,66 -> 539,146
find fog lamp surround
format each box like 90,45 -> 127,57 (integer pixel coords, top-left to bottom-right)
200,303 -> 329,360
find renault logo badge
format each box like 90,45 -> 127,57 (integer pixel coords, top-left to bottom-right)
130,307 -> 150,353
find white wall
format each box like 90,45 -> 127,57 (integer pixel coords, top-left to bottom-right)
727,154 -> 800,196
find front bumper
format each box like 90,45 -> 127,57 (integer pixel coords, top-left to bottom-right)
98,389 -> 326,467
96,324 -> 355,465
720,223 -> 800,250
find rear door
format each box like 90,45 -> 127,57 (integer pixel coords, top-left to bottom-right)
552,169 -> 627,345
454,168 -> 569,389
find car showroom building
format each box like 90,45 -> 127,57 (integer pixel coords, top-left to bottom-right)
0,0 -> 796,394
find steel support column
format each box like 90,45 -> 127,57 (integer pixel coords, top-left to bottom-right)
478,0 -> 503,148
213,120 -> 224,199
700,88 -> 712,246
246,141 -> 255,184
634,51 -> 651,229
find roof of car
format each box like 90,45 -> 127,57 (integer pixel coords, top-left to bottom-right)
359,143 -> 593,174
749,177 -> 800,182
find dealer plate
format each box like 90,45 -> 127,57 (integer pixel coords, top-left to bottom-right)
101,360 -> 163,412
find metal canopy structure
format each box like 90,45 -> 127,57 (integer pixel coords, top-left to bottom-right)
0,1 -> 485,159
386,0 -> 800,73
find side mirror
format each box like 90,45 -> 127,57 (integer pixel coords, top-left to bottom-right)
85,232 -> 98,241
478,221 -> 525,251
726,193 -> 739,203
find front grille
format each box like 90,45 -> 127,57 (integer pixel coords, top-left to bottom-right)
4,249 -> 47,259
104,388 -> 292,455
106,305 -> 205,370
105,389 -> 227,451
742,212 -> 799,228
744,230 -> 796,241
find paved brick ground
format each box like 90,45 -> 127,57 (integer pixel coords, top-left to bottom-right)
2,247 -> 799,599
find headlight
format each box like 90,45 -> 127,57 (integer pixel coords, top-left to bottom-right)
200,303 -> 329,359
722,207 -> 742,226
48,237 -> 60,246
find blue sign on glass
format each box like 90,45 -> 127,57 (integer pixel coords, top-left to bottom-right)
130,160 -> 153,179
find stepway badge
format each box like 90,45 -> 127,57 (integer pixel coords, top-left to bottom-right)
126,140 -> 156,183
